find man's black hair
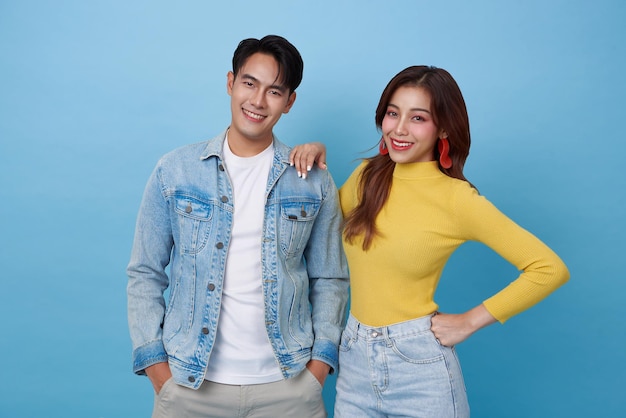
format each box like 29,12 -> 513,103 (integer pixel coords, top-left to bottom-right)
232,35 -> 304,94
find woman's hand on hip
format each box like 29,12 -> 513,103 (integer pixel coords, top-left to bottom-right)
431,304 -> 497,347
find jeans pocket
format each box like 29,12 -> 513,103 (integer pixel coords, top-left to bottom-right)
390,331 -> 444,364
339,328 -> 356,352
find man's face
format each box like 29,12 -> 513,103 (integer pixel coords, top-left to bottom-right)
227,52 -> 296,155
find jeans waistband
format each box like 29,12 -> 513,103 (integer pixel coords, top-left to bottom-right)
345,313 -> 434,341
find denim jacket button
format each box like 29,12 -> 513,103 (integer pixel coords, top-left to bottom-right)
216,242 -> 224,249
188,376 -> 196,383
201,327 -> 209,334
218,164 -> 225,171
208,283 -> 215,291
221,196 -> 228,203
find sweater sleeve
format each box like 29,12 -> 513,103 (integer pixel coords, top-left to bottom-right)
454,184 -> 570,323
338,162 -> 366,217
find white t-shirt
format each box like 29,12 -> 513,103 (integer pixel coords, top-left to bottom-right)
204,138 -> 283,384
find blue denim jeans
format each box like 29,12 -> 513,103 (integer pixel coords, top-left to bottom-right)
334,314 -> 469,418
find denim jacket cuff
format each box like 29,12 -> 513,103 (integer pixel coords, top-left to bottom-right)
132,339 -> 168,375
311,338 -> 339,374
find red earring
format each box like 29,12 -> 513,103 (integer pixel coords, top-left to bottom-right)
379,138 -> 389,155
438,138 -> 452,169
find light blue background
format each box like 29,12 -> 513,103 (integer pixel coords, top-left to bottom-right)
1,1 -> 624,417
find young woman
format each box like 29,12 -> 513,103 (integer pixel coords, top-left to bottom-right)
290,66 -> 569,417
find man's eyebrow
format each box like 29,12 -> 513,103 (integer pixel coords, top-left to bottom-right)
241,73 -> 287,93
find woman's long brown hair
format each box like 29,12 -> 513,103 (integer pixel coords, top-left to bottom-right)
343,66 -> 473,250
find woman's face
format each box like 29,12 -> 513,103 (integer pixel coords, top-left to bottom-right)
381,86 -> 446,164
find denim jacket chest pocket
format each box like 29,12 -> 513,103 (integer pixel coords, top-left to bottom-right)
173,195 -> 214,254
279,200 -> 321,257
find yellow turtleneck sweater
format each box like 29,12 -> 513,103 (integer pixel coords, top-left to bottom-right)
339,161 -> 569,326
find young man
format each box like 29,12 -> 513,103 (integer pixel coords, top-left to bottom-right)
126,35 -> 349,417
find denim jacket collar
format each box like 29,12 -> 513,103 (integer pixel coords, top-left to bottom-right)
199,128 -> 292,167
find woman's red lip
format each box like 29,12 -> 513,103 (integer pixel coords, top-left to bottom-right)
390,138 -> 413,151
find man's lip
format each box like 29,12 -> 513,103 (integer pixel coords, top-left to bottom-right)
243,108 -> 266,121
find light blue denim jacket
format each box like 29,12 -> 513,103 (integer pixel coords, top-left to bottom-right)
127,130 -> 349,389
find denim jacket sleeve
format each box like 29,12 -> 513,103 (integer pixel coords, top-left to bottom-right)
304,170 -> 350,372
126,162 -> 172,374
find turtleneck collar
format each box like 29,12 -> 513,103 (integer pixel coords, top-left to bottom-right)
393,160 -> 443,179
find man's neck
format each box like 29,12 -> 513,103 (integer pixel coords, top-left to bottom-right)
226,129 -> 273,158
226,129 -> 274,158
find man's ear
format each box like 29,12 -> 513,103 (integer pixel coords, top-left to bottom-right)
226,71 -> 235,95
282,91 -> 297,114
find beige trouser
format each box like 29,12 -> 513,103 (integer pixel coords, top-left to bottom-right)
152,368 -> 327,418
